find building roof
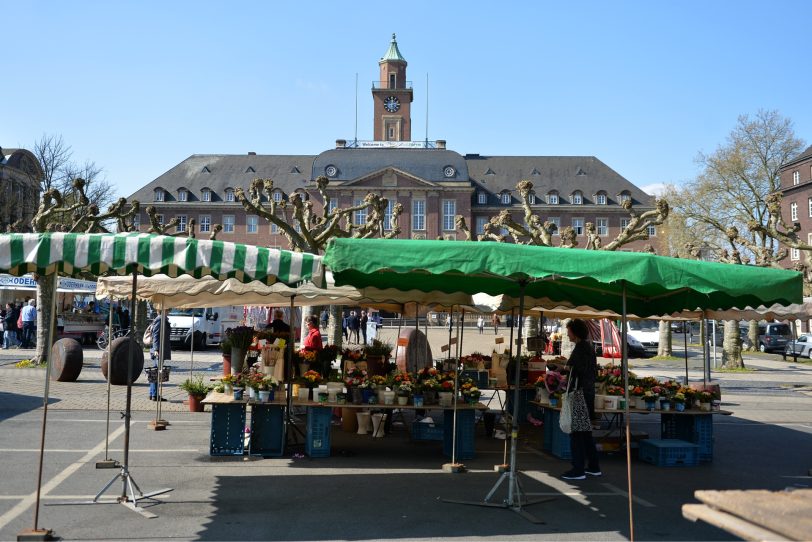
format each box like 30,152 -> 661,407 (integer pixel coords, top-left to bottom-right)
380,33 -> 406,64
313,148 -> 468,182
464,155 -> 653,205
783,145 -> 812,169
127,154 -> 315,202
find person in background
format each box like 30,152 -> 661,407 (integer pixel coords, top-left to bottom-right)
3,303 -> 19,349
120,308 -> 131,331
320,309 -> 329,330
266,309 -> 291,335
111,305 -> 121,333
303,315 -> 323,352
360,310 -> 368,345
491,313 -> 500,335
477,315 -> 485,335
560,318 -> 601,480
149,311 -> 171,401
349,310 -> 360,344
21,299 -> 36,348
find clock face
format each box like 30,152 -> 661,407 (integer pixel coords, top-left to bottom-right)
383,96 -> 401,113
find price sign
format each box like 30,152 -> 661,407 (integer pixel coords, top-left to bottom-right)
495,337 -> 505,344
441,344 -> 450,352
449,337 -> 458,345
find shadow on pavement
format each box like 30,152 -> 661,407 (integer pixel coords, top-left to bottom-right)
0,391 -> 59,420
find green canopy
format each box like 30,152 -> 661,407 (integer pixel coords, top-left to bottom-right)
0,232 -> 323,286
323,238 -> 802,316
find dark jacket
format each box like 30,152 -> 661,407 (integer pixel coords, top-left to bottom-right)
3,308 -> 18,331
566,341 -> 597,393
150,315 -> 171,360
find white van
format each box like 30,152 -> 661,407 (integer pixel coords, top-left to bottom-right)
167,306 -> 242,348
626,320 -> 660,356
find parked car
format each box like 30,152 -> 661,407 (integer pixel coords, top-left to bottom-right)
593,334 -> 650,358
757,323 -> 792,353
784,334 -> 812,359
626,320 -> 659,356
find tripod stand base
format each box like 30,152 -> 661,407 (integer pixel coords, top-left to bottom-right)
95,459 -> 121,469
16,528 -> 55,541
148,419 -> 168,431
442,462 -> 466,473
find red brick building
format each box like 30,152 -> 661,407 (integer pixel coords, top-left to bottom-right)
129,35 -> 656,250
779,145 -> 812,266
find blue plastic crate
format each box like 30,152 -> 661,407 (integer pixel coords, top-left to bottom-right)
249,404 -> 284,457
305,406 -> 332,458
660,414 -> 713,462
412,420 -> 444,441
639,439 -> 699,467
443,409 -> 476,460
461,370 -> 490,389
210,403 -> 246,456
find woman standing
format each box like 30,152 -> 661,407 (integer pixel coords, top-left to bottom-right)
561,318 -> 601,480
149,312 -> 172,401
477,315 -> 485,335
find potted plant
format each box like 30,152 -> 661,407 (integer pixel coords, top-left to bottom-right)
396,381 -> 413,406
258,375 -> 279,402
219,336 -> 232,376
698,391 -> 713,411
226,326 -> 255,374
180,376 -> 211,412
220,374 -> 235,395
363,339 -> 393,376
672,392 -> 686,412
643,390 -> 657,411
344,366 -> 367,404
461,381 -> 481,404
299,370 -> 323,401
232,372 -> 246,400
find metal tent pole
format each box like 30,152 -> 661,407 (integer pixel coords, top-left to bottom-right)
621,281 -> 635,541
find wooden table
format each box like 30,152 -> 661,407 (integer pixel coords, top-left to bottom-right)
202,392 -> 486,459
530,400 -> 732,462
683,489 -> 812,541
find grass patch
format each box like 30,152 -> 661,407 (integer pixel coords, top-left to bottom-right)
715,366 -> 754,373
14,359 -> 38,368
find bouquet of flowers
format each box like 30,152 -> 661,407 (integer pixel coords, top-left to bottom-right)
260,375 -> 279,391
462,383 -> 481,402
370,374 -> 388,387
390,371 -> 412,388
416,366 -> 439,382
341,348 -> 364,363
672,392 -> 686,404
344,367 -> 367,388
296,349 -> 317,364
698,391 -> 713,403
246,371 -> 265,392
396,381 -> 413,397
544,370 -> 566,394
534,375 -> 546,388
630,385 -> 645,397
300,370 -> 323,388
606,385 -> 625,396
226,326 -> 256,350
421,377 -> 441,391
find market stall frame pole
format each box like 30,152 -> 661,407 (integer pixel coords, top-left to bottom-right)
284,295 -> 305,447
149,305 -> 169,430
48,273 -> 172,518
442,281 -> 552,524
96,297 -> 120,470
621,281 -> 635,541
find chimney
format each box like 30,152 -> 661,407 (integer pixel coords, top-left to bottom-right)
336,139 -> 346,148
436,140 -> 446,149
248,151 -> 256,155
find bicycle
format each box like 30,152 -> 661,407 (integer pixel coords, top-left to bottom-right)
96,326 -> 131,350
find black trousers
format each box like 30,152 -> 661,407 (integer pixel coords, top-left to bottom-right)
569,391 -> 600,473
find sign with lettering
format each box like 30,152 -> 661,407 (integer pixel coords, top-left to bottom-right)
495,337 -> 505,344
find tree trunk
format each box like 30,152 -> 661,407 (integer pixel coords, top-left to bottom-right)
721,320 -> 744,368
523,315 -> 538,341
747,320 -> 758,352
657,320 -> 672,357
34,274 -> 57,364
328,305 -> 343,348
560,318 -> 574,358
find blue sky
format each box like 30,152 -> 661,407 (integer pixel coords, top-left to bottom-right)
3,1 -> 810,198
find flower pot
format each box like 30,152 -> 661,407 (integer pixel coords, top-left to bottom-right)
223,383 -> 233,395
423,390 -> 437,405
382,390 -> 395,405
231,347 -> 247,374
549,397 -> 559,408
412,394 -> 424,407
645,400 -> 655,412
438,391 -> 453,407
371,413 -> 387,437
318,392 -> 329,404
675,402 -> 685,412
397,395 -> 409,406
660,400 -> 671,412
356,411 -> 371,434
336,392 -> 347,405
298,387 -> 310,402
362,388 -> 375,404
248,387 -> 257,401
258,390 -> 270,402
351,387 -> 363,405
188,394 -> 205,412
536,388 -> 549,403
634,397 -> 646,410
233,388 -> 244,401
222,355 -> 232,377
700,401 -> 711,412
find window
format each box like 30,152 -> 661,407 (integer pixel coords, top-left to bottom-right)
223,215 -> 235,233
546,192 -> 559,205
153,189 -> 164,202
597,218 -> 608,236
808,198 -> 812,218
178,189 -> 188,202
412,199 -> 425,231
595,192 -> 607,205
383,199 -> 395,231
202,189 -> 211,202
177,215 -> 187,232
791,248 -> 800,260
572,218 -> 584,236
619,192 -> 631,204
791,202 -> 798,221
156,214 -> 164,225
794,171 -> 801,185
647,225 -> 656,237
198,215 -> 211,233
501,192 -> 511,205
389,73 -> 396,89
271,222 -> 279,234
273,191 -> 283,203
478,192 -> 487,204
354,198 -> 367,226
326,199 -> 337,215
528,193 -> 536,205
475,216 -> 488,235
225,189 -> 235,202
548,217 -> 560,234
620,218 -> 630,230
572,191 -> 583,205
132,214 -> 140,230
442,200 -> 456,231
247,215 -> 258,234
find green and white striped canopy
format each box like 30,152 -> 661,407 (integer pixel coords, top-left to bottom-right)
0,232 -> 323,286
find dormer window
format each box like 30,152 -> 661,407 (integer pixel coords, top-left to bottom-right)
595,191 -> 607,205
272,191 -> 283,203
225,189 -> 235,202
546,191 -> 559,205
501,192 -> 511,205
201,189 -> 211,202
572,191 -> 583,205
528,192 -> 536,205
153,189 -> 165,202
178,189 -> 188,202
619,191 -> 632,204
478,192 -> 487,204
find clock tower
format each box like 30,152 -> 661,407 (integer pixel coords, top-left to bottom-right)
373,33 -> 413,142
